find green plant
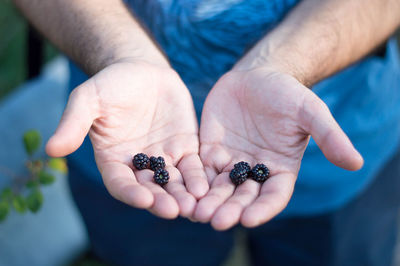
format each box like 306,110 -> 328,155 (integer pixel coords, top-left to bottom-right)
0,129 -> 67,222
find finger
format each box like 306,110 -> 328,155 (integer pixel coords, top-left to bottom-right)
200,144 -> 232,173
135,169 -> 180,219
177,154 -> 209,199
300,91 -> 364,170
163,166 -> 197,217
211,179 -> 260,231
204,166 -> 218,184
188,217 -> 199,223
100,162 -> 154,209
46,81 -> 100,157
193,172 -> 235,223
240,172 -> 295,228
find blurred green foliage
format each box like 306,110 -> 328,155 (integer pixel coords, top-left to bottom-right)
23,129 -> 42,156
0,130 -> 68,222
0,0 -> 26,100
0,0 -> 57,101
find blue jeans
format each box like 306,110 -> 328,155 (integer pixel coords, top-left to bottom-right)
68,149 -> 400,266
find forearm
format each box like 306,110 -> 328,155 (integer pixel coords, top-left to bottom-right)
13,0 -> 168,74
235,0 -> 400,86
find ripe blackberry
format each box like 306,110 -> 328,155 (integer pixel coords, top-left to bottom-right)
132,153 -> 150,170
153,168 -> 169,185
229,167 -> 248,186
150,156 -> 166,171
251,164 -> 270,183
234,161 -> 251,173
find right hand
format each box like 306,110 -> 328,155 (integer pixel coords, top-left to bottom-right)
46,59 -> 209,219
194,67 -> 363,230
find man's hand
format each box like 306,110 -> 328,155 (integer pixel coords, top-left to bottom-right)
194,67 -> 363,230
46,60 -> 209,219
193,0 -> 399,230
14,0 -> 210,219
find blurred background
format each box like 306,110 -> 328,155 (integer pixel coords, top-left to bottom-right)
0,0 -> 399,265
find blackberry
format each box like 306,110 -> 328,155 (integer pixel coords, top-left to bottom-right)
133,153 -> 150,170
234,161 -> 251,173
229,167 -> 248,186
150,156 -> 166,171
251,164 -> 270,183
153,168 -> 169,185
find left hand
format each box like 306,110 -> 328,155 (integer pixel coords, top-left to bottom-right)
193,67 -> 363,230
46,60 -> 209,219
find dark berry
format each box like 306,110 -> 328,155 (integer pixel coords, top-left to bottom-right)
153,168 -> 169,185
132,153 -> 150,170
150,156 -> 166,171
234,161 -> 251,173
251,164 -> 270,183
229,167 -> 248,186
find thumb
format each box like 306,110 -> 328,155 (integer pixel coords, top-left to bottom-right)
300,90 -> 364,171
46,81 -> 99,157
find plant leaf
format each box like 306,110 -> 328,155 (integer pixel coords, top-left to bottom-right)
23,130 -> 41,156
48,158 -> 68,174
26,179 -> 39,188
38,171 -> 55,185
0,201 -> 9,222
26,189 -> 43,213
1,188 -> 13,201
12,195 -> 27,213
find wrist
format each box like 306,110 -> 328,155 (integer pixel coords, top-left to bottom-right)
99,43 -> 170,72
233,38 -> 314,86
232,22 -> 337,87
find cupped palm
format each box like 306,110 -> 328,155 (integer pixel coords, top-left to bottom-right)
46,61 -> 209,219
195,68 -> 363,230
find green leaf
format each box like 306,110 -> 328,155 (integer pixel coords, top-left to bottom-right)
23,130 -> 41,156
26,179 -> 39,188
1,187 -> 13,201
26,189 -> 43,213
47,158 -> 68,174
12,195 -> 27,213
0,201 -> 9,222
38,170 -> 55,185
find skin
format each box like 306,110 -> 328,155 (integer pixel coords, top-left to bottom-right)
46,60 -> 209,219
14,0 -> 209,219
195,68 -> 363,230
194,0 -> 400,230
14,0 -> 400,228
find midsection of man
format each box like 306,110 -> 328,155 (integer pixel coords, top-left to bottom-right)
69,0 -> 400,217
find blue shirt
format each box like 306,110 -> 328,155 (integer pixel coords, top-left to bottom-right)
68,0 -> 400,216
